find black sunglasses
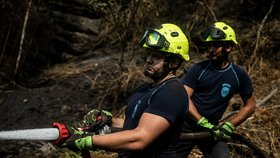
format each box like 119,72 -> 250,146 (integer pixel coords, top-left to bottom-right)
201,26 -> 226,40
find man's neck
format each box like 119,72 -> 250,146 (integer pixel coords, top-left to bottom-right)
152,73 -> 176,85
211,59 -> 230,69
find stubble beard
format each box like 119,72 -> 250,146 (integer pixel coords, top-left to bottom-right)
144,68 -> 169,81
209,49 -> 229,68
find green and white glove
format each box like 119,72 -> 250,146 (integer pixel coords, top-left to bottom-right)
219,122 -> 235,141
63,136 -> 94,151
83,109 -> 113,127
71,127 -> 85,135
197,117 -> 221,141
74,109 -> 113,134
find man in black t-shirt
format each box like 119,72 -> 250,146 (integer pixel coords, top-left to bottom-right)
63,23 -> 190,158
176,22 -> 256,158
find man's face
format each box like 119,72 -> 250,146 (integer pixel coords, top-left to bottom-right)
208,43 -> 224,60
144,49 -> 165,78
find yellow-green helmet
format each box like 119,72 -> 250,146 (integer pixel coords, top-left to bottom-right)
140,23 -> 190,61
201,22 -> 238,44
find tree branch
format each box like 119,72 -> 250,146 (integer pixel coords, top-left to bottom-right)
0,28 -> 10,64
252,0 -> 275,57
202,0 -> 217,22
220,86 -> 279,122
256,86 -> 279,107
15,0 -> 32,75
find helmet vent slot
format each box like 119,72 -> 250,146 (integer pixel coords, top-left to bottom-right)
171,32 -> 179,37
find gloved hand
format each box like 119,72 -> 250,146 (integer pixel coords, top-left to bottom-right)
219,122 -> 235,141
71,127 -> 85,135
62,136 -> 95,151
197,117 -> 221,141
83,109 -> 113,127
74,109 -> 113,134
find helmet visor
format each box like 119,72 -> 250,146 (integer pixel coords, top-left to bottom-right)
201,27 -> 226,40
141,29 -> 170,49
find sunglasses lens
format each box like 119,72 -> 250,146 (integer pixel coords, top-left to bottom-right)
141,29 -> 169,49
147,32 -> 161,45
202,27 -> 226,40
211,28 -> 226,39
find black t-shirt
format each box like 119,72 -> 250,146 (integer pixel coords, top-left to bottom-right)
118,78 -> 188,158
182,60 -> 254,122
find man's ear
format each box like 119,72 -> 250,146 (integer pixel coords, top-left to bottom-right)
225,45 -> 232,52
169,63 -> 178,69
169,58 -> 182,69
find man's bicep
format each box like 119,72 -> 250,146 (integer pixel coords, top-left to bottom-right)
136,113 -> 170,144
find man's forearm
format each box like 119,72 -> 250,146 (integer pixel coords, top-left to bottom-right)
92,128 -> 146,152
188,100 -> 203,121
230,95 -> 256,126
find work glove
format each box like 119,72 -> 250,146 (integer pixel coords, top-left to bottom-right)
71,127 -> 85,135
197,117 -> 222,141
83,109 -> 113,127
62,136 -> 95,151
219,122 -> 235,141
75,109 -> 113,134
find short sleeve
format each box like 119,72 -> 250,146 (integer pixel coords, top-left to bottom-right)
145,81 -> 188,124
182,64 -> 201,89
